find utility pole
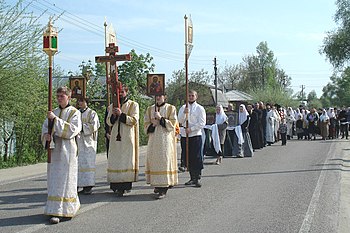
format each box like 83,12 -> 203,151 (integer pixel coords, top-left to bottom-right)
214,57 -> 218,106
300,85 -> 305,101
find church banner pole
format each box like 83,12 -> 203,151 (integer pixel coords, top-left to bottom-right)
43,19 -> 58,163
104,20 -> 111,107
184,15 -> 189,171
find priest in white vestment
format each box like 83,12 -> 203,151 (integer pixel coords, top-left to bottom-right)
144,95 -> 178,199
106,84 -> 139,197
77,97 -> 100,195
265,103 -> 277,145
41,86 -> 81,224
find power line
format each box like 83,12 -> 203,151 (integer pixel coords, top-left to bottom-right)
23,0 -> 211,66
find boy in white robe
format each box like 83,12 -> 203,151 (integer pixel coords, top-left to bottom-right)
42,86 -> 81,224
77,97 -> 100,195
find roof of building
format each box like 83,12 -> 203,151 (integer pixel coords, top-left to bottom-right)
225,89 -> 253,102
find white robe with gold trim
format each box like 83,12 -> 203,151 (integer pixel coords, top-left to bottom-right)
77,107 -> 100,187
106,100 -> 139,183
41,105 -> 81,218
144,103 -> 178,187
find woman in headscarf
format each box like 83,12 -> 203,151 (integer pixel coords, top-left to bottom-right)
239,104 -> 254,157
319,109 -> 330,140
214,105 -> 228,164
327,107 -> 336,139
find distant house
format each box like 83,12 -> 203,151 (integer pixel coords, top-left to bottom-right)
225,89 -> 253,111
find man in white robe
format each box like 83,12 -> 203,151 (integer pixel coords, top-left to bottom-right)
77,97 -> 100,195
144,95 -> 178,199
106,84 -> 139,197
41,86 -> 81,224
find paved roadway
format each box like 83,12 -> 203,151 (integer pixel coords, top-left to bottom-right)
1,138 -> 350,233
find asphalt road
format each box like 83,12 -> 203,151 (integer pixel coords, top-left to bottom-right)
1,138 -> 350,233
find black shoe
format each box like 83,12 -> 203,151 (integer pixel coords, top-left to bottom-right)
116,190 -> 124,197
178,167 -> 186,172
80,187 -> 92,195
185,180 -> 195,185
194,180 -> 202,188
154,188 -> 159,194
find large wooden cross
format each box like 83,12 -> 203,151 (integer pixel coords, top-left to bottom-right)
95,43 -> 131,109
95,43 -> 131,141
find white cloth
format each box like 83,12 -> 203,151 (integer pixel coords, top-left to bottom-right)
77,107 -> 100,187
41,105 -> 81,217
266,109 -> 277,143
210,124 -> 221,153
234,125 -> 244,145
178,102 -> 206,137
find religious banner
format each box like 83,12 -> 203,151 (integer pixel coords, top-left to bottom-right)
106,23 -> 116,45
69,76 -> 86,98
147,74 -> 165,96
186,15 -> 193,57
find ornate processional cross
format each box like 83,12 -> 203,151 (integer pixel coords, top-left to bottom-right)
95,43 -> 131,141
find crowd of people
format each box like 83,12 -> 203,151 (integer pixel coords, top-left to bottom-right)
204,102 -> 350,165
41,85 -> 349,224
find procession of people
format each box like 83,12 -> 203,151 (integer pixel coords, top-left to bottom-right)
41,85 -> 350,224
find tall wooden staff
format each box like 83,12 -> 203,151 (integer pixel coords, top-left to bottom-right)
43,19 -> 58,163
184,15 -> 193,170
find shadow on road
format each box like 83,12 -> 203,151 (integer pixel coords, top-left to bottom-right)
0,214 -> 48,227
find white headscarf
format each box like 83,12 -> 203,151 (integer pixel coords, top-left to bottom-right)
239,104 -> 249,125
320,109 -> 330,122
215,105 -> 228,125
327,108 -> 335,118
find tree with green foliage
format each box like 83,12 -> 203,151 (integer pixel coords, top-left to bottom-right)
235,41 -> 291,94
306,90 -> 323,109
166,69 -> 210,108
118,49 -> 155,97
321,0 -> 350,69
220,64 -> 241,90
249,86 -> 298,108
0,0 -> 48,167
321,0 -> 350,107
321,67 -> 350,107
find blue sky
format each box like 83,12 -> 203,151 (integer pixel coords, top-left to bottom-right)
12,0 -> 337,97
